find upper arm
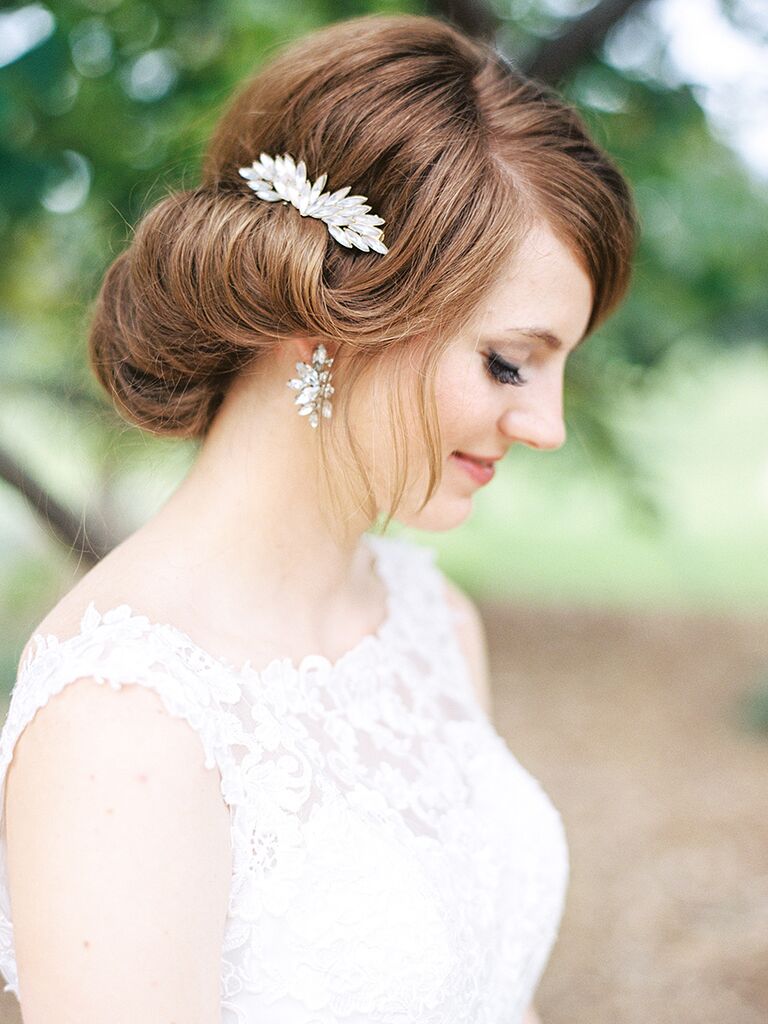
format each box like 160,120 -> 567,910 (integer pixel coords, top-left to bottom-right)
441,576 -> 494,720
4,677 -> 232,1024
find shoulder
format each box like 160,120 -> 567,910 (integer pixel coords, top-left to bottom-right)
19,596 -> 94,674
7,586 -> 243,813
3,673 -> 231,1016
379,535 -> 493,717
439,574 -> 493,719
368,535 -> 494,716
17,553 -> 142,675
6,674 -> 225,806
8,615 -> 233,801
15,541 -> 195,682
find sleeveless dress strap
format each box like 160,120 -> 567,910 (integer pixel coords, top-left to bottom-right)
366,533 -> 464,637
365,533 -> 479,708
5,602 -> 244,784
0,603 -> 245,997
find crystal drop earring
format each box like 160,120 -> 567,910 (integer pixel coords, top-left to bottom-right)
286,342 -> 335,429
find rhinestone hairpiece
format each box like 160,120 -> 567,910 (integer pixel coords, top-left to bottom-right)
238,151 -> 388,255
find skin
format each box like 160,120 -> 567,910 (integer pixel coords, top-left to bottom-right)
394,218 -> 593,532
31,218 -> 592,669
12,217 -> 592,1022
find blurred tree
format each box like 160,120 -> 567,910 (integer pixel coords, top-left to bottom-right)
0,0 -> 766,568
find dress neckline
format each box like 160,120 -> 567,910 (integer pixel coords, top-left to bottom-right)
23,532 -> 404,687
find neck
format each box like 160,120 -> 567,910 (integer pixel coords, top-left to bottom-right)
128,349 -> 382,640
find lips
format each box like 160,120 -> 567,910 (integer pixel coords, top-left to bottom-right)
452,450 -> 497,466
450,451 -> 496,486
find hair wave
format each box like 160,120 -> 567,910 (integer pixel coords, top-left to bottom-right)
88,12 -> 637,533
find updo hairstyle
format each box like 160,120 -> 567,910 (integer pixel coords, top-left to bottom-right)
87,13 -> 637,531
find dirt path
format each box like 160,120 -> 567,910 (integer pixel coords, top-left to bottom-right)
482,603 -> 768,1024
1,604 -> 766,1022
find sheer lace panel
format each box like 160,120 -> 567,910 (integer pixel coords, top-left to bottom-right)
0,533 -> 569,1023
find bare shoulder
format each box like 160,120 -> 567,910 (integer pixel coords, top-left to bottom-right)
439,574 -> 493,718
7,547 -> 233,1018
16,541 -> 176,678
4,674 -> 231,1020
18,576 -> 119,678
12,565 -> 220,782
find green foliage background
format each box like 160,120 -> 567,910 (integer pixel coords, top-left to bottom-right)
1,0 -> 767,683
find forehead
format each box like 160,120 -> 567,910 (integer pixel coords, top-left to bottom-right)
469,221 -> 594,348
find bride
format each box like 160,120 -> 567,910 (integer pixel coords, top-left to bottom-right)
0,12 -> 635,1024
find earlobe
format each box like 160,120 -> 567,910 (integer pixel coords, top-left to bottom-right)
293,337 -> 339,368
285,337 -> 316,365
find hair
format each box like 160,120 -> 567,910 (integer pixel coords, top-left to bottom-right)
87,12 -> 637,536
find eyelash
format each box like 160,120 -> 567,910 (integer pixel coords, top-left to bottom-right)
485,349 -> 527,387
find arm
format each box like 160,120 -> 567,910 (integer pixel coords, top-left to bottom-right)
5,677 -> 232,1023
441,577 -> 543,1024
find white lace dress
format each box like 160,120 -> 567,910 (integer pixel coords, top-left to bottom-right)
0,532 -> 569,1023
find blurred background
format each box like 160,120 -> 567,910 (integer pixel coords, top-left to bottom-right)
1,1 -> 766,1022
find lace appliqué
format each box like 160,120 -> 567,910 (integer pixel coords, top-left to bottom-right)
0,534 -> 569,1024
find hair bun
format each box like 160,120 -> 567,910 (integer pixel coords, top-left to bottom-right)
87,187 -> 273,438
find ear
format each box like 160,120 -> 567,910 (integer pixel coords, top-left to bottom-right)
284,336 -> 327,366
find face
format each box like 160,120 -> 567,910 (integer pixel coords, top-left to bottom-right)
394,219 -> 594,532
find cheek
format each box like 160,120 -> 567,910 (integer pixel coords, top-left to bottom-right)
434,355 -> 487,439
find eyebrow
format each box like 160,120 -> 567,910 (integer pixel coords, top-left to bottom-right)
497,326 -> 586,351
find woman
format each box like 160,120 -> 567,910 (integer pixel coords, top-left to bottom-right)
0,12 -> 636,1024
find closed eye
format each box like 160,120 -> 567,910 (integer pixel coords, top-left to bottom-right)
485,349 -> 527,387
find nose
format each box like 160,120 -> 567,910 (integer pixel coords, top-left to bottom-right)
499,374 -> 567,452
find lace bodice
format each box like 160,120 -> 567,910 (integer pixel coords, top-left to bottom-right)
0,533 -> 569,1023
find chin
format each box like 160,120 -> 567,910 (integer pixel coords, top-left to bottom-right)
395,488 -> 475,533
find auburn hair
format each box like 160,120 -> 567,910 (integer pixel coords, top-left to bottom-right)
87,12 -> 637,535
